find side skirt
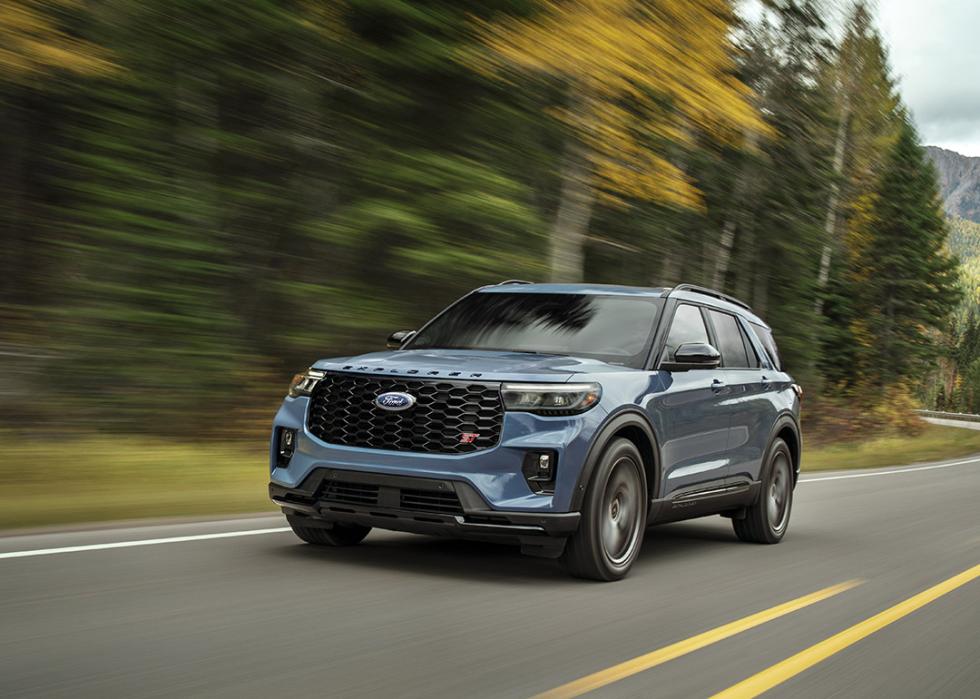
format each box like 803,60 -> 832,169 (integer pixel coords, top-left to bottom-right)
648,479 -> 761,524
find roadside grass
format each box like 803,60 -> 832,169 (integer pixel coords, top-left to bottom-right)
0,435 -> 274,531
2,423 -> 979,530
802,423 -> 980,471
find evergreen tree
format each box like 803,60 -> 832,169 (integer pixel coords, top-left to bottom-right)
55,1 -> 329,428
315,0 -> 550,341
814,2 -> 900,315
715,0 -> 836,379
818,3 -> 903,388
845,118 -> 961,389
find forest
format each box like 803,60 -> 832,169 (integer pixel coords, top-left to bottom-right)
0,0 -> 965,440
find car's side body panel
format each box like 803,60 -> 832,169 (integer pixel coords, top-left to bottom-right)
649,369 -> 733,498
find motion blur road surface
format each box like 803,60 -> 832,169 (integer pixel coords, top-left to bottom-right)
923,415 -> 980,431
2,457 -> 979,698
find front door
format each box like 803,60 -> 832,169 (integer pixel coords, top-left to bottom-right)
651,303 -> 733,499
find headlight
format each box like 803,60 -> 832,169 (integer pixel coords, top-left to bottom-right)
288,368 -> 325,398
501,382 -> 601,415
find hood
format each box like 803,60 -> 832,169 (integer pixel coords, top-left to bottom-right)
311,349 -> 634,383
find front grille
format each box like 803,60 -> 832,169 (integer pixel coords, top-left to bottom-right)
307,373 -> 503,454
320,480 -> 379,507
400,488 -> 463,514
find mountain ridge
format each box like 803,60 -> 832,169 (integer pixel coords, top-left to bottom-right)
926,145 -> 980,223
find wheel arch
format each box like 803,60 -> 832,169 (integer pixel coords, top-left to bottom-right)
770,413 -> 802,483
571,410 -> 661,511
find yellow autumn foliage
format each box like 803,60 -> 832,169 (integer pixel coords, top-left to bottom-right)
474,0 -> 768,208
300,0 -> 349,42
0,0 -> 114,82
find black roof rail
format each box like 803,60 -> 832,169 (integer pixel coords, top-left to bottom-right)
668,283 -> 752,311
496,279 -> 534,285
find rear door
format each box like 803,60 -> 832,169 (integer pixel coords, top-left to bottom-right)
652,303 -> 732,499
704,309 -> 776,486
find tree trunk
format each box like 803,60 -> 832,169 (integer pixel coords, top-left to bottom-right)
814,92 -> 851,315
713,130 -> 759,289
713,219 -> 736,289
734,210 -> 757,301
0,93 -> 29,305
549,140 -> 594,282
658,227 -> 683,286
753,258 -> 769,319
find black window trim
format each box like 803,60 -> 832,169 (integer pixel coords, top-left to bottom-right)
737,319 -> 762,369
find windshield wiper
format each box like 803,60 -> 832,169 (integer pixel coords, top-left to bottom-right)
494,349 -> 560,356
411,345 -> 560,357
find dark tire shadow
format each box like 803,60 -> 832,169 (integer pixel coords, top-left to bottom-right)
269,517 -> 742,584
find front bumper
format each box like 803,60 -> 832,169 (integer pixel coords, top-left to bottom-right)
270,468 -> 580,557
272,393 -> 607,512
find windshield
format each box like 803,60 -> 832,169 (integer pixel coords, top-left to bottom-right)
407,292 -> 660,368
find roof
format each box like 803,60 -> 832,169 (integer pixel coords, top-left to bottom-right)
477,282 -> 670,297
670,288 -> 768,327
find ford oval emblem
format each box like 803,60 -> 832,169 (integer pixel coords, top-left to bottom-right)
374,391 -> 416,412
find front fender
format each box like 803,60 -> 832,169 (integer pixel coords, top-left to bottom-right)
570,409 -> 661,511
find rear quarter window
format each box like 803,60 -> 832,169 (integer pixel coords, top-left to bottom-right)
749,322 -> 782,371
707,310 -> 750,368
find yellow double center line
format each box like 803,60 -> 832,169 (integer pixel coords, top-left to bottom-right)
711,563 -> 980,698
536,564 -> 980,699
533,580 -> 862,699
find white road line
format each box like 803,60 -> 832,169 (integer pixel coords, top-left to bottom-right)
2,455 -> 978,561
800,457 -> 980,483
0,527 -> 290,560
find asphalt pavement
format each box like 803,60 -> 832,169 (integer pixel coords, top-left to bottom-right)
1,456 -> 978,698
923,415 -> 980,430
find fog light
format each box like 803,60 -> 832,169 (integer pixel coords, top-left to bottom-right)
522,450 -> 558,493
277,428 -> 296,468
536,453 -> 553,480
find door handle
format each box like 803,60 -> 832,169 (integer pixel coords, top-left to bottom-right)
761,375 -> 771,388
711,378 -> 726,392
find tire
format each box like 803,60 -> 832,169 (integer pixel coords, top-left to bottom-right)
733,438 -> 794,544
561,438 -> 647,581
289,518 -> 371,546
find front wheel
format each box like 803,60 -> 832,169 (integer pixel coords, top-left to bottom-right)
560,438 -> 647,581
732,438 -> 794,544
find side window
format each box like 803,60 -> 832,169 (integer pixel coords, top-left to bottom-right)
750,322 -> 782,371
663,304 -> 709,360
707,310 -> 749,368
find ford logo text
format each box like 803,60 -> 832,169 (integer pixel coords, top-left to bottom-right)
374,391 -> 416,412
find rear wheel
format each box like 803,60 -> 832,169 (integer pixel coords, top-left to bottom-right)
733,438 -> 793,544
561,438 -> 647,581
289,518 -> 371,546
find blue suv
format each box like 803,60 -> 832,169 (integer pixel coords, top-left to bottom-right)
269,282 -> 801,580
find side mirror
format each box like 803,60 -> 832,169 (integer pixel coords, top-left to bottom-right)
661,342 -> 721,372
386,330 -> 416,350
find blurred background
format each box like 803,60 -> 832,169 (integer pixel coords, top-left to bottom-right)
1,0 -> 977,528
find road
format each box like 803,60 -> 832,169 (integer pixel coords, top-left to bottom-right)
1,456 -> 979,698
923,415 -> 980,430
